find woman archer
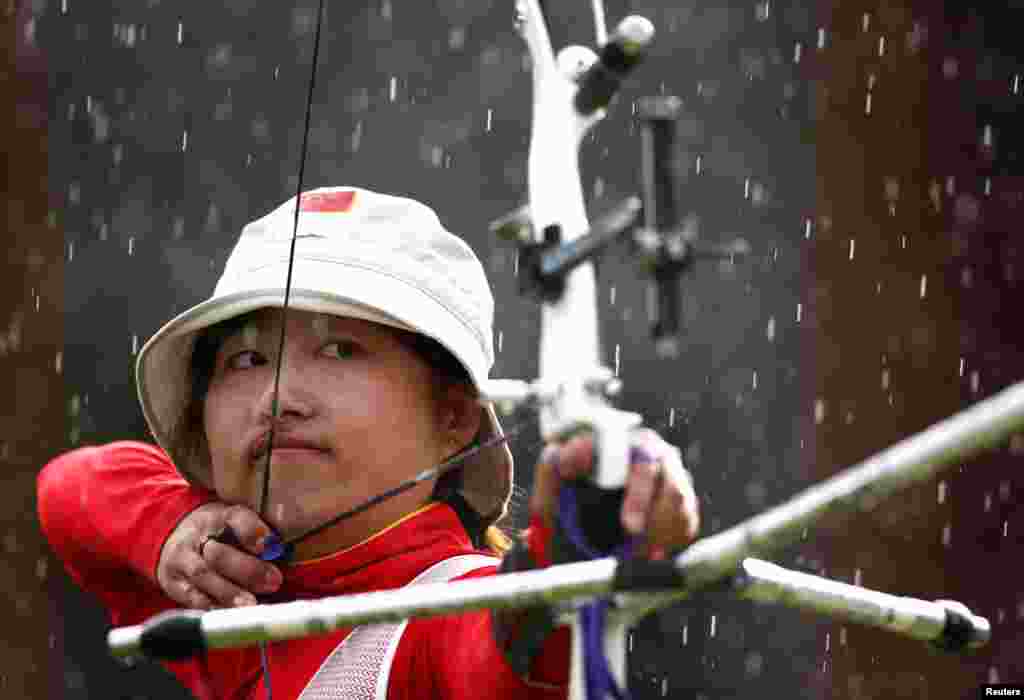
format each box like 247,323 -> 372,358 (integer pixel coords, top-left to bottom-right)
38,186 -> 699,699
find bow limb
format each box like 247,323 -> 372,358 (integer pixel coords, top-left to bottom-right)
517,3 -> 647,698
517,0 -> 640,489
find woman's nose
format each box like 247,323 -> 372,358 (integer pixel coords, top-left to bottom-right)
256,361 -> 315,422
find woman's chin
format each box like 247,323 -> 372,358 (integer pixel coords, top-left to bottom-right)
264,498 -> 336,538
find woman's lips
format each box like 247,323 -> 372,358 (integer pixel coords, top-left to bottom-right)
261,447 -> 330,462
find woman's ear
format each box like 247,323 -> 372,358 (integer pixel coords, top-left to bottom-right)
437,383 -> 482,453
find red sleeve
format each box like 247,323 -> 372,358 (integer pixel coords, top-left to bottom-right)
37,440 -> 217,626
390,566 -> 570,700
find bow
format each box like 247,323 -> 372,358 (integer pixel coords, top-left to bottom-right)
109,2 -> 1022,699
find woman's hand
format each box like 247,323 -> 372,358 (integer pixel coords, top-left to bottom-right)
156,502 -> 283,609
530,428 -> 699,556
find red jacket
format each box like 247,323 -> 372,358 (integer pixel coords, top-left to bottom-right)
38,441 -> 570,700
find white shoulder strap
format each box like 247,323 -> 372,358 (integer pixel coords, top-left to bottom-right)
297,554 -> 498,700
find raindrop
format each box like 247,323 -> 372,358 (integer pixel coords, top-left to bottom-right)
862,13 -> 870,32
817,27 -> 827,50
131,334 -> 138,355
744,177 -> 750,199
695,155 -> 702,174
756,0 -> 770,22
942,57 -> 958,79
181,130 -> 189,152
485,108 -> 493,133
751,182 -> 767,205
901,235 -> 907,249
840,627 -> 847,645
709,615 -> 716,638
351,121 -> 363,152
1013,74 -> 1021,95
919,274 -> 927,298
941,523 -> 952,546
865,92 -> 872,115
984,178 -> 991,196
614,344 -> 620,377
496,331 -> 503,353
970,370 -> 980,394
745,651 -> 764,676
55,351 -> 63,374
381,0 -> 392,20
999,481 -> 1011,501
854,569 -> 863,586
1004,521 -> 1009,537
988,667 -> 1000,684
766,316 -> 776,341
61,0 -> 67,13
946,176 -> 956,196
984,492 -> 993,512
796,302 -> 802,323
668,407 -> 675,428
449,26 -> 466,50
881,368 -> 890,389
177,21 -> 183,45
982,124 -> 993,148
609,286 -> 616,305
128,236 -> 135,256
848,239 -> 856,260
628,631 -> 633,652
825,633 -> 830,652
878,36 -> 885,56
681,624 -> 688,646
752,371 -> 758,390
388,76 -> 397,103
814,399 -> 826,424
804,218 -> 812,238
661,677 -> 668,696
794,42 -> 802,63
937,480 -> 946,504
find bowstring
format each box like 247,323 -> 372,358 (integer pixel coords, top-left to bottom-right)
254,0 -> 329,697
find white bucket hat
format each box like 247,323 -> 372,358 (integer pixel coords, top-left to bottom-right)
136,186 -> 513,522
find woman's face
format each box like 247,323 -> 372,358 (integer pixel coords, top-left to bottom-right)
203,308 -> 473,559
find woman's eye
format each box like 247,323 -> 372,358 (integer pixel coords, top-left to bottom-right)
323,340 -> 358,359
226,350 -> 265,371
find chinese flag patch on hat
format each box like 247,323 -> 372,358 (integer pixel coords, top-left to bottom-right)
300,189 -> 356,213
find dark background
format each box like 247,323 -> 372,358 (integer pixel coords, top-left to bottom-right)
4,0 -> 1023,697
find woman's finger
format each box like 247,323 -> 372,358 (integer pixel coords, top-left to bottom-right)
202,537 -> 283,595
173,578 -> 214,611
222,504 -> 276,557
529,436 -> 597,528
620,452 -> 662,535
180,549 -> 258,608
646,446 -> 700,549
